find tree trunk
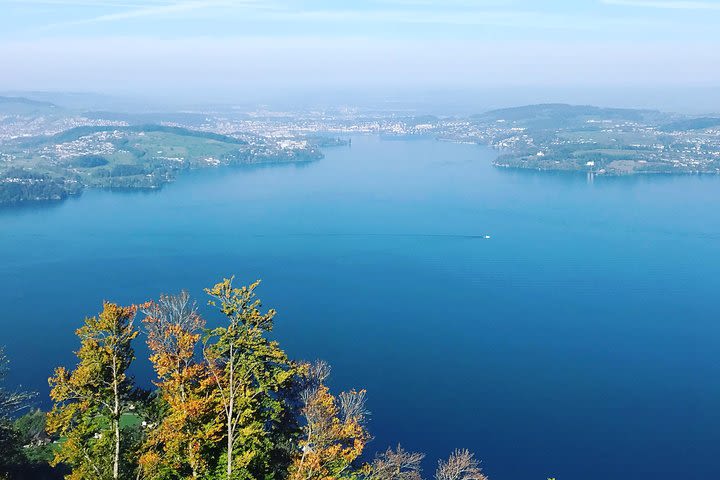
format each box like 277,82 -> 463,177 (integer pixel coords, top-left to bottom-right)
188,442 -> 199,479
227,343 -> 234,479
114,416 -> 120,480
227,416 -> 232,479
113,357 -> 121,480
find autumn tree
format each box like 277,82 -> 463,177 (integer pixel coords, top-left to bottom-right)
435,450 -> 487,480
48,302 -> 143,480
370,445 -> 425,480
289,360 -> 370,480
203,278 -> 300,480
139,291 -> 220,479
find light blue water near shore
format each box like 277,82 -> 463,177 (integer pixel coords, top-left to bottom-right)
1,136 -> 719,479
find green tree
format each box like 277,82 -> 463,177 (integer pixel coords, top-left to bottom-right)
0,346 -> 34,477
15,409 -> 48,448
203,278 -> 300,480
48,302 -> 143,480
14,409 -> 66,478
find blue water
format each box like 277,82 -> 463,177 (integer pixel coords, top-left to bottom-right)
1,136 -> 719,479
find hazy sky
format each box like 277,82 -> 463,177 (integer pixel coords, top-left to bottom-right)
0,0 -> 719,104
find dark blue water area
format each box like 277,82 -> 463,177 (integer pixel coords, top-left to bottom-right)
1,136 -> 719,479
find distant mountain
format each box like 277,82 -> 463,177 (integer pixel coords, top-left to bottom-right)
0,96 -> 57,107
660,117 -> 720,132
0,96 -> 60,115
83,111 -> 211,127
473,103 -> 667,129
0,91 -> 138,111
16,124 -> 247,148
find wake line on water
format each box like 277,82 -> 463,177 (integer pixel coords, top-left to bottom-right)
251,233 -> 491,240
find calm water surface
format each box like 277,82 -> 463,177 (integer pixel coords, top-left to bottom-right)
1,136 -> 719,479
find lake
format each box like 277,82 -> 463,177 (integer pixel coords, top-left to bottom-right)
1,136 -> 718,479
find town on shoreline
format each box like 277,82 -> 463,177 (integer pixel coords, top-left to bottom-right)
2,97 -> 719,206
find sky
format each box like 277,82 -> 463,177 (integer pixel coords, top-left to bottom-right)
0,0 -> 719,108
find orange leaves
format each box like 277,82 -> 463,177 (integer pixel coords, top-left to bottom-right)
290,367 -> 370,480
140,292 -> 219,479
137,450 -> 163,476
143,292 -> 204,383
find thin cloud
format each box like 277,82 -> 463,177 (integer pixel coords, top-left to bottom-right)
256,8 -> 658,30
5,0 -> 175,6
37,0 -> 252,30
370,0 -> 509,5
602,0 -> 720,10
9,0 -> 700,36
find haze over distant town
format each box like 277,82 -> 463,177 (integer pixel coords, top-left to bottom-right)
1,0 -> 720,111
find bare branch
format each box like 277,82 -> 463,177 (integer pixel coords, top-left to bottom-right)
0,346 -> 35,418
435,449 -> 487,480
339,389 -> 368,425
371,444 -> 425,480
299,359 -> 332,407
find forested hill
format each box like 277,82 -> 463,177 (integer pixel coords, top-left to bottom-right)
466,103 -> 720,175
474,103 -> 666,126
0,96 -> 60,115
0,122 -> 329,206
19,124 -> 248,148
